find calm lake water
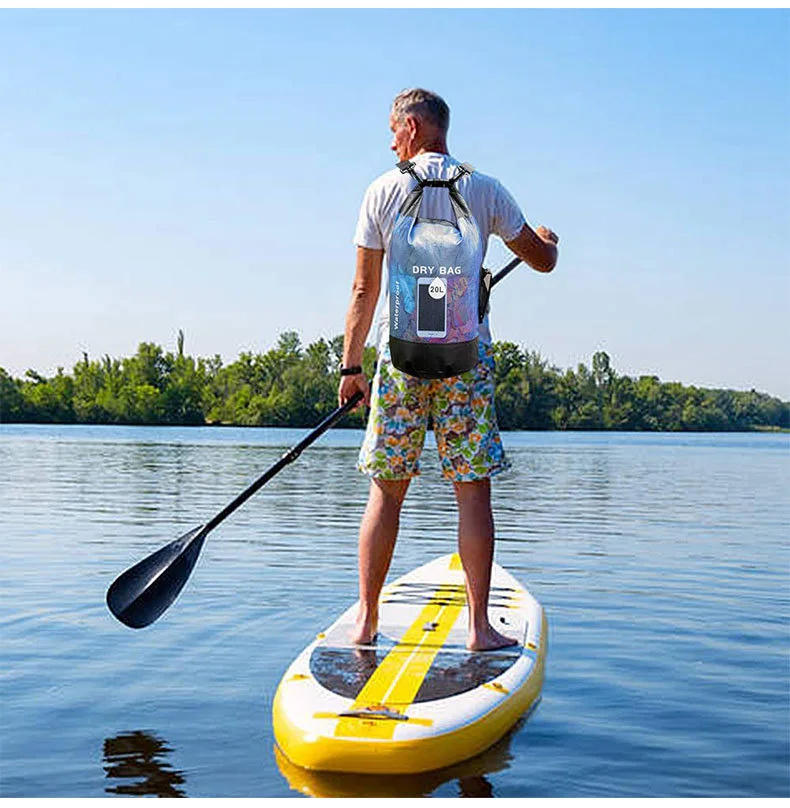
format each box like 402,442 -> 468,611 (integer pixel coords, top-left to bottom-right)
1,424 -> 788,798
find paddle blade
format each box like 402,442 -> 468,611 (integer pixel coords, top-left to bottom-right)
106,525 -> 207,629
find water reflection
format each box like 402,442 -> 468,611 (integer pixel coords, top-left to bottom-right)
274,715 -> 531,798
103,730 -> 186,797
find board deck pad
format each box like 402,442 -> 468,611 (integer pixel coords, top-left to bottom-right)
309,577 -> 527,703
310,646 -> 522,702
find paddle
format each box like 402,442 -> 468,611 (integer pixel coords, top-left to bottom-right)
107,255 -> 527,630
106,391 -> 364,628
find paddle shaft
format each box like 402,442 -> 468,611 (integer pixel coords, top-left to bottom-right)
204,391 -> 363,534
490,256 -> 522,289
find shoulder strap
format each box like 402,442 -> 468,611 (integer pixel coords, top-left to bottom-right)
395,159 -> 475,221
397,160 -> 423,185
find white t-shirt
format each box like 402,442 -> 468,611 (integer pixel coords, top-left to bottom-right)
353,152 -> 526,349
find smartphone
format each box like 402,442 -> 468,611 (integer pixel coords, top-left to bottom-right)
417,277 -> 447,338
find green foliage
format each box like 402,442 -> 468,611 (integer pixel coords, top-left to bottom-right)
18,368 -> 75,423
0,368 -> 27,422
1,338 -> 787,432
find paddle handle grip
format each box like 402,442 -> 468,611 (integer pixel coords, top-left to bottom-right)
204,391 -> 364,534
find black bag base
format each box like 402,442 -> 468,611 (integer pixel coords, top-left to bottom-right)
390,336 -> 479,380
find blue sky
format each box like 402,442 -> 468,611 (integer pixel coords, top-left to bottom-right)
1,9 -> 788,398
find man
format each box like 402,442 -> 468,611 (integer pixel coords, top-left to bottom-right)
338,88 -> 558,651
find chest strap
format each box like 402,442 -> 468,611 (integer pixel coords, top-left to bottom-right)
397,160 -> 474,187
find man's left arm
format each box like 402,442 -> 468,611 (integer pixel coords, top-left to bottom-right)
506,224 -> 558,273
490,179 -> 559,273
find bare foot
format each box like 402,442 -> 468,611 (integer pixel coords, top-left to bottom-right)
467,624 -> 519,652
349,608 -> 378,646
349,628 -> 378,646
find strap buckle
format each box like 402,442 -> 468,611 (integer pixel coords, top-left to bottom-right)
449,162 -> 474,185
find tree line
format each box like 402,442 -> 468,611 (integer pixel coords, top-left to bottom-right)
1,330 -> 787,431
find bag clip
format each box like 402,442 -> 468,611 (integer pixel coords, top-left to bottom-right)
478,266 -> 493,322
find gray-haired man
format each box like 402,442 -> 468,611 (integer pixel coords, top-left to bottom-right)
338,88 -> 558,650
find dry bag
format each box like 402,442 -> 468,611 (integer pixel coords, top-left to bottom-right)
388,160 -> 488,379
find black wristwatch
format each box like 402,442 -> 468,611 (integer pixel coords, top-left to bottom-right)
339,365 -> 363,377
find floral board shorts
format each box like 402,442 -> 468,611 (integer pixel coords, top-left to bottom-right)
358,341 -> 511,483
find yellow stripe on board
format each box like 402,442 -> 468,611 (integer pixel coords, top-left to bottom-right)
334,558 -> 466,740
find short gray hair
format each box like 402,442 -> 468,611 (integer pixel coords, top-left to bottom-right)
391,88 -> 450,132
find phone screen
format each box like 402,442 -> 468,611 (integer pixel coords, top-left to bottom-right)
417,279 -> 447,336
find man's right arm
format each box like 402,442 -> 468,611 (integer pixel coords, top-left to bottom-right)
505,223 -> 559,273
338,246 -> 384,407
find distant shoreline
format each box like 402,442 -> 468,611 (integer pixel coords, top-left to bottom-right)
2,331 -> 788,433
2,422 -> 788,434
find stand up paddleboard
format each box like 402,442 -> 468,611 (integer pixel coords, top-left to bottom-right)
273,553 -> 547,774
